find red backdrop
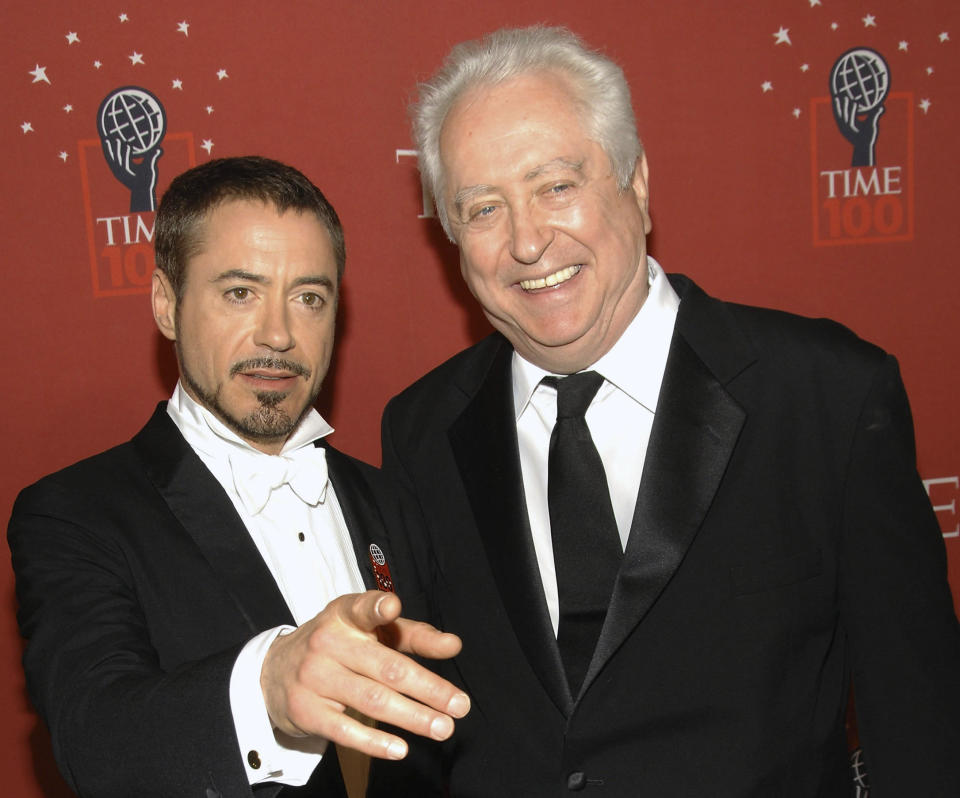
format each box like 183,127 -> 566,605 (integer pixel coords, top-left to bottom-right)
2,1 -> 957,794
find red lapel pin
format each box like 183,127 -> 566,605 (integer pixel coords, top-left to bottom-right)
368,543 -> 394,592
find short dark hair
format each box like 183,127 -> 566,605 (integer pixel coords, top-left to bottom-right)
154,156 -> 345,300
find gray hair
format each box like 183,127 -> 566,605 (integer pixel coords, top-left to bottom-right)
411,25 -> 643,238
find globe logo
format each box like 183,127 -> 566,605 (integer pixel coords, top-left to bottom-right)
830,48 -> 890,113
96,86 -> 167,212
98,87 -> 166,155
829,48 -> 891,168
369,543 -> 386,566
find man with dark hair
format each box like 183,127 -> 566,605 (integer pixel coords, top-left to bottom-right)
371,27 -> 960,797
9,156 -> 468,798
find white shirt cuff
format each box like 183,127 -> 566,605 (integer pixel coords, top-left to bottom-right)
230,626 -> 328,786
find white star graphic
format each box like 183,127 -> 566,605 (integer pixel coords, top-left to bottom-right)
21,121 -> 34,133
773,27 -> 791,46
862,14 -> 876,28
59,151 -> 69,162
792,108 -> 802,118
919,98 -> 931,114
65,32 -> 80,45
831,22 -> 839,31
63,103 -> 73,112
809,0 -> 821,6
201,139 -> 214,154
216,68 -> 229,80
93,60 -> 102,69
800,63 -> 810,72
206,105 -> 214,114
29,64 -> 50,84
761,81 -> 773,93
129,51 -> 145,66
927,66 -> 934,75
939,32 -> 950,43
899,41 -> 908,52
172,78 -> 183,90
177,21 -> 190,36
118,12 -> 129,23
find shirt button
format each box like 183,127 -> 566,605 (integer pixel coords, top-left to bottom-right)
247,750 -> 261,769
297,532 -> 305,542
567,771 -> 586,791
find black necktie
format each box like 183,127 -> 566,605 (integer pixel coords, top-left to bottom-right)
545,371 -> 622,695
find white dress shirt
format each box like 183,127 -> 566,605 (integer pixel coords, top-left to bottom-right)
167,384 -> 365,786
513,257 -> 680,634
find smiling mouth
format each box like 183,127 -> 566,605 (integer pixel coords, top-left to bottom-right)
519,264 -> 581,291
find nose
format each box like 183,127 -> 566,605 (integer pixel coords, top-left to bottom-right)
253,297 -> 294,352
508,204 -> 553,264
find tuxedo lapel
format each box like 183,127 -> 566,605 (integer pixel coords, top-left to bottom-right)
132,404 -> 294,633
323,445 -> 383,592
449,341 -> 574,715
584,283 -> 752,694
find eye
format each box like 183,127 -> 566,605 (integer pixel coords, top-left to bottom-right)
469,204 -> 498,220
226,287 -> 251,302
463,199 -> 505,226
299,292 -> 324,307
542,181 -> 580,204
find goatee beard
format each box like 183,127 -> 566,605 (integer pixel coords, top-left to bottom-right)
179,355 -> 315,447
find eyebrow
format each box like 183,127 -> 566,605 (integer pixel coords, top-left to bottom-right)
212,269 -> 334,290
453,157 -> 586,215
524,157 -> 584,181
453,185 -> 497,216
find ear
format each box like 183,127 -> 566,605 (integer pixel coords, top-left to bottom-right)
631,154 -> 652,235
152,270 -> 177,341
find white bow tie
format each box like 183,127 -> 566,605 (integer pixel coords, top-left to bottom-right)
229,445 -> 329,515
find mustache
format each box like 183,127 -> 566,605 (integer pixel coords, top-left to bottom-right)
230,357 -> 311,379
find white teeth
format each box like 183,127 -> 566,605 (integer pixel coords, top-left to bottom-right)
519,264 -> 581,291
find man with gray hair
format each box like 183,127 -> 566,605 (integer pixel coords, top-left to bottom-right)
371,25 -> 960,796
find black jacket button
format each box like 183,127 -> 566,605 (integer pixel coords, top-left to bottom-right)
567,771 -> 586,791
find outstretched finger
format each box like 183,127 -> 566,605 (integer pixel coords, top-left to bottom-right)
337,636 -> 471,723
293,693 -> 412,760
316,657 -> 468,741
340,590 -> 404,634
388,617 -> 463,661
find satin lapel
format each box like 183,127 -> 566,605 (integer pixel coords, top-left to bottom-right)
132,404 -> 294,632
448,343 -> 574,715
322,444 -> 381,592
584,330 -> 748,693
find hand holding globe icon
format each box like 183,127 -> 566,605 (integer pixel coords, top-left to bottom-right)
830,48 -> 890,168
97,86 -> 167,212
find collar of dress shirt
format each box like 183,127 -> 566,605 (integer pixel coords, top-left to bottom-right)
512,256 -> 681,418
166,381 -> 334,462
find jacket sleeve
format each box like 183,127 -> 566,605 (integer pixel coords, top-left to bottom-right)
8,477 -> 271,798
838,355 -> 960,795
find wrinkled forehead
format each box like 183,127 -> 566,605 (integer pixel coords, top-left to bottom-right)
442,70 -> 586,142
439,72 -> 593,182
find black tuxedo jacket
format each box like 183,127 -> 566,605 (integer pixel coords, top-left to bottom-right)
9,403 -> 413,798
372,275 -> 960,797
